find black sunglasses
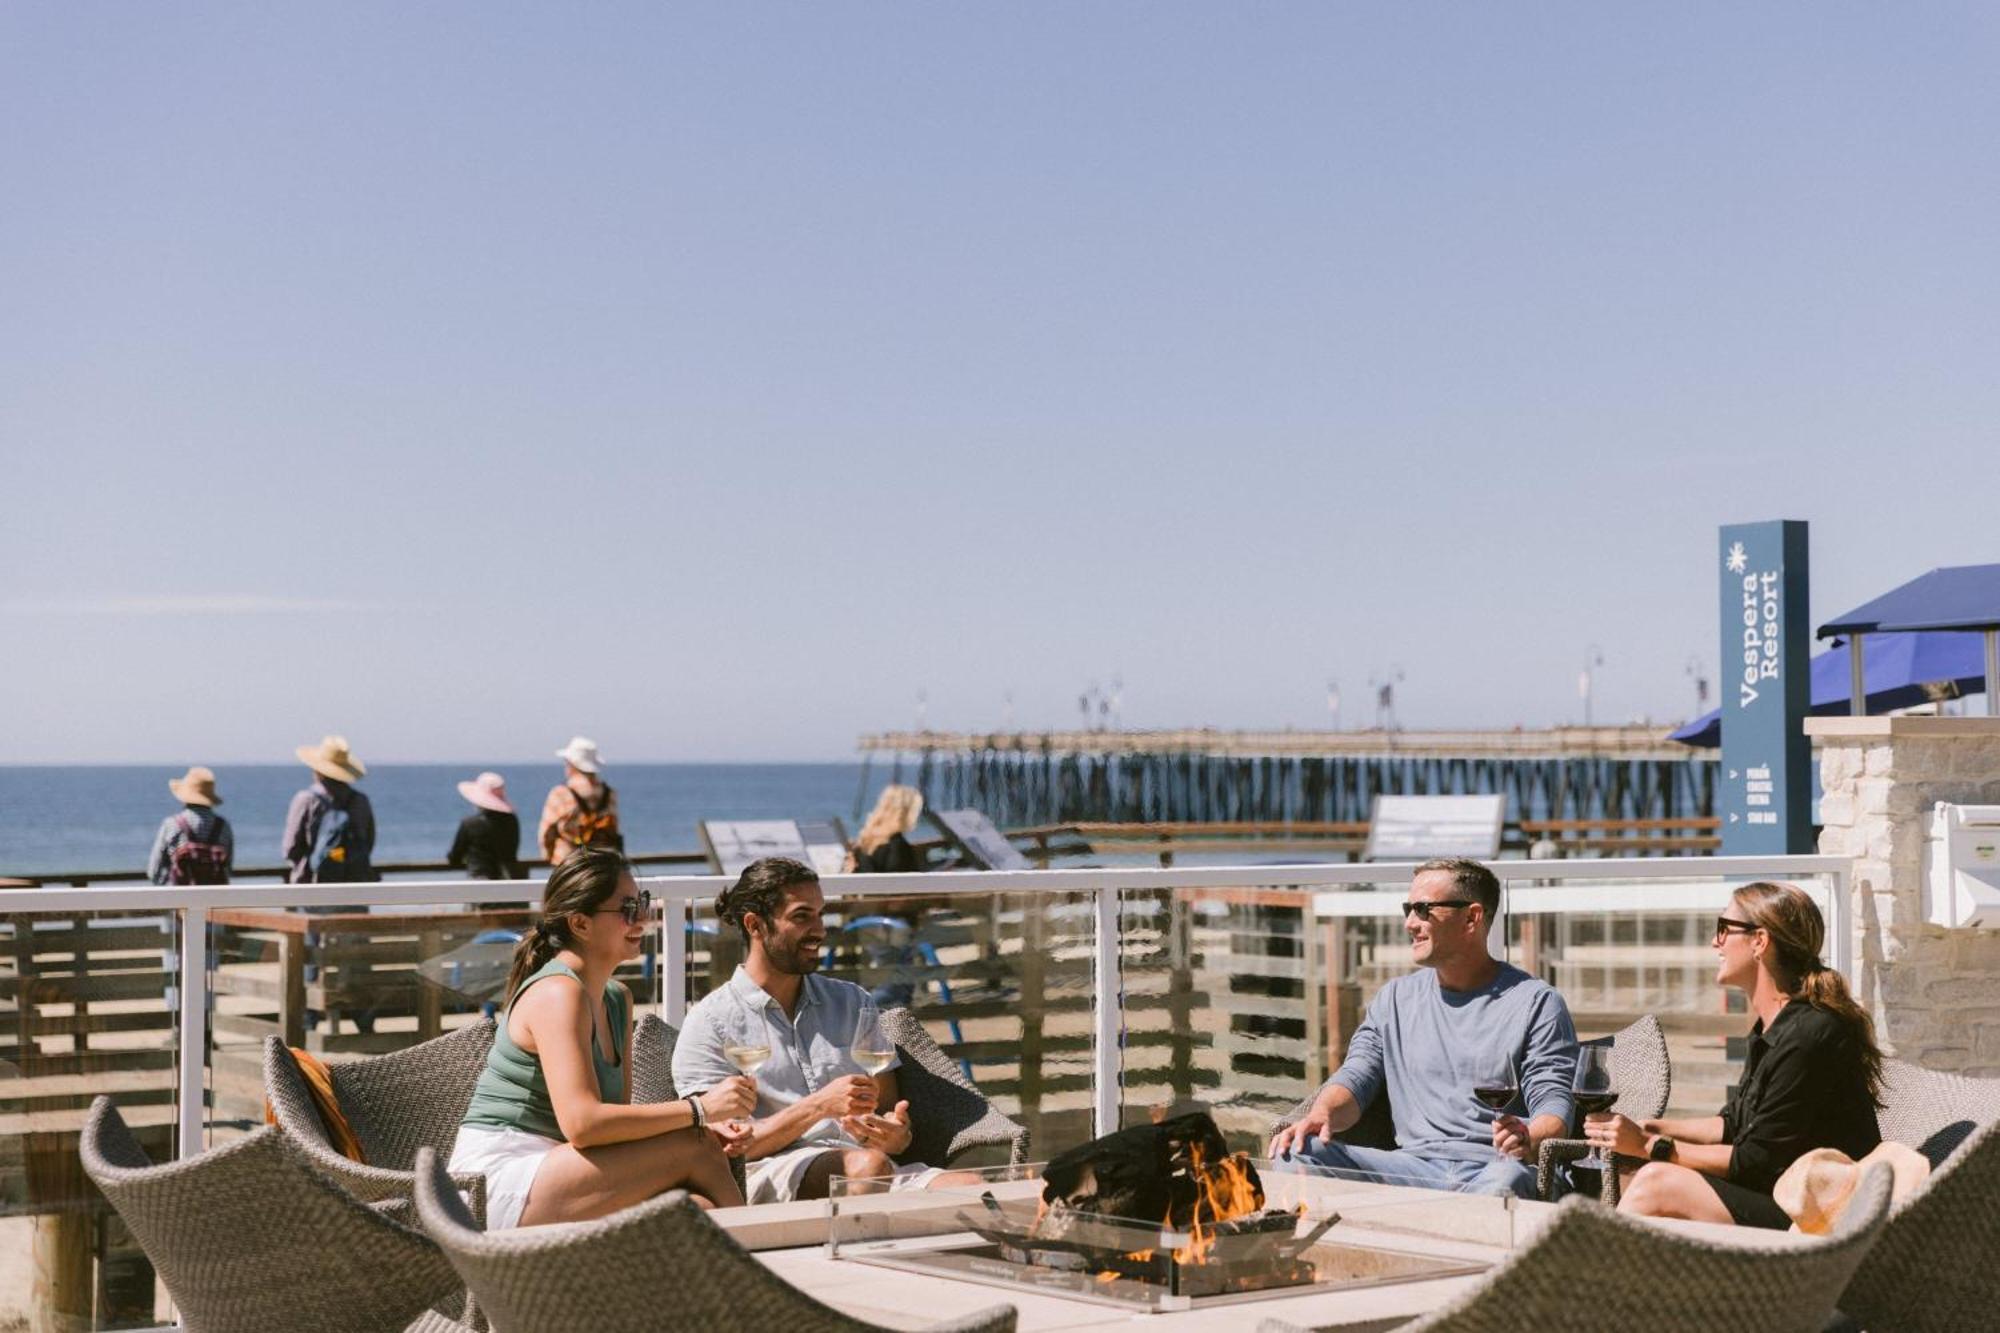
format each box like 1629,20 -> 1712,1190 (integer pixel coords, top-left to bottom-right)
1402,899 -> 1477,921
594,890 -> 654,926
1713,915 -> 1758,940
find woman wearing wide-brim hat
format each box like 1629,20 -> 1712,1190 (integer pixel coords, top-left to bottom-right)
148,766 -> 234,885
282,736 -> 377,884
448,772 -> 526,882
539,736 -> 622,866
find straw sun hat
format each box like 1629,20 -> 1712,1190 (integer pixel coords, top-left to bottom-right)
167,766 -> 222,807
1772,1141 -> 1931,1234
457,771 -> 516,814
296,735 -> 366,784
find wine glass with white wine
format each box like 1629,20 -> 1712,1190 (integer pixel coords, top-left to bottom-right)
720,1017 -> 772,1135
850,1004 -> 896,1076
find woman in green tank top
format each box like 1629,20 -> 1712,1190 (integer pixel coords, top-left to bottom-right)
449,848 -> 756,1226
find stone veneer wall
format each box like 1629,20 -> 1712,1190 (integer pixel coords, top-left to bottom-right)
1808,716 -> 2000,1074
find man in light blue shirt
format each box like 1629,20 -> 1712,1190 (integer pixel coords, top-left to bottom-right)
1270,858 -> 1578,1197
674,857 -> 965,1203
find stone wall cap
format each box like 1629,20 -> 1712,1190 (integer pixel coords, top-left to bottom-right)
1804,716 -> 2000,739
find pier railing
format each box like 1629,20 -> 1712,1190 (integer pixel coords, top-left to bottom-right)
2,855 -> 1844,1329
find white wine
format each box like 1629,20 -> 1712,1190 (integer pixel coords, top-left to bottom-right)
724,1044 -> 771,1074
851,1045 -> 895,1075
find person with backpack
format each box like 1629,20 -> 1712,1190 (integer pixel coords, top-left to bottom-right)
538,736 -> 622,866
147,766 -> 234,885
282,735 -> 378,885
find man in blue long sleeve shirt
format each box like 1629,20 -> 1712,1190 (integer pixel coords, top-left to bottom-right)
1270,858 -> 1578,1197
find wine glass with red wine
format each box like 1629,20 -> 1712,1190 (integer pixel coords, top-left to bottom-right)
1571,1045 -> 1619,1172
1468,1051 -> 1519,1154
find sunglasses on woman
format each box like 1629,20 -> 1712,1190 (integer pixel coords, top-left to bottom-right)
1713,915 -> 1758,942
594,890 -> 654,925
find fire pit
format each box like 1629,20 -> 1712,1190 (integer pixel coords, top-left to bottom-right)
826,1113 -> 1494,1313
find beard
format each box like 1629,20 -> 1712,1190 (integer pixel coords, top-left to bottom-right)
760,936 -> 823,976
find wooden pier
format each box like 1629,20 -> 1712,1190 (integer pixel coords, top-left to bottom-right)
858,726 -> 1717,828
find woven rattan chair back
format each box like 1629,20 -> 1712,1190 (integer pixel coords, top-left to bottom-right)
411,1148 -> 1016,1333
1875,1058 -> 2000,1166
1838,1103 -> 2000,1331
879,1007 -> 1031,1165
627,1011 -> 680,1104
265,1018 -> 495,1214
1259,1163 -> 1894,1333
81,1097 -> 462,1333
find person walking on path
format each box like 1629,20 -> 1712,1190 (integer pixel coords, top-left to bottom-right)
282,736 -> 378,884
448,771 -> 526,881
538,737 -> 621,866
147,767 -> 234,885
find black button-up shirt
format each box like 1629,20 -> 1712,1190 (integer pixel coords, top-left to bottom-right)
1719,1000 -> 1880,1192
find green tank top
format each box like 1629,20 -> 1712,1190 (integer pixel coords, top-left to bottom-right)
461,959 -> 629,1140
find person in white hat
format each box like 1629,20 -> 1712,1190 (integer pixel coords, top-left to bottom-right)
147,766 -> 234,885
447,772 -> 525,881
282,735 -> 378,885
538,737 -> 622,867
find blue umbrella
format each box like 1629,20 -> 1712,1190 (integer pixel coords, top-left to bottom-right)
1669,631 -> 1989,747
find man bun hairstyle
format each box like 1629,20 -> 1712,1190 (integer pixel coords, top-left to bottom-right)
1414,857 -> 1502,921
716,856 -> 819,945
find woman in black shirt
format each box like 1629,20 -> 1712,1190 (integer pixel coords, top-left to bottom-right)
1585,880 -> 1882,1228
448,771 -> 526,881
848,784 -> 925,874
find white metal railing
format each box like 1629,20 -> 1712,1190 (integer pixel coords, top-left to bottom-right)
0,854 -> 1849,1162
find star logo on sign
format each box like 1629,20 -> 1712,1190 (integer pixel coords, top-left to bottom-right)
1725,542 -> 1748,574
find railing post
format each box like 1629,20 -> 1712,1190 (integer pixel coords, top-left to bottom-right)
661,892 -> 688,1027
178,906 -> 208,1160
1092,886 -> 1121,1138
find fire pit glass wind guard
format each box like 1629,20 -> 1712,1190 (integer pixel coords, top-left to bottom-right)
827,1163 -> 1499,1314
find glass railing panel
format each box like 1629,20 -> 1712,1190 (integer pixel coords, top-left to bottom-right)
0,904 -> 182,1330
687,885 -> 1100,1159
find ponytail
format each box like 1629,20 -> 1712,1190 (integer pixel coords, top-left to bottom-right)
1733,881 -> 1886,1107
1795,961 -> 1886,1107
503,846 -> 631,1006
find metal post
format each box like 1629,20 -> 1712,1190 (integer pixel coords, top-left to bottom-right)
178,906 -> 208,1160
1091,887 -> 1121,1139
1986,630 -> 1999,717
660,889 -> 687,1026
1849,634 -> 1867,716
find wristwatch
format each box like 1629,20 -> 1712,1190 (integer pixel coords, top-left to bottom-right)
1648,1135 -> 1676,1163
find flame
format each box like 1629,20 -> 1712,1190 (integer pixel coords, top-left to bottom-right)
1171,1142 -> 1265,1266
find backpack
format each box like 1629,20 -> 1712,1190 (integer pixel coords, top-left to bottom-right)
561,784 -> 622,852
168,813 -> 230,886
310,797 -> 369,883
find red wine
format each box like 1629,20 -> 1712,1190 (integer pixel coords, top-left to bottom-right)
1472,1085 -> 1518,1110
1572,1091 -> 1618,1115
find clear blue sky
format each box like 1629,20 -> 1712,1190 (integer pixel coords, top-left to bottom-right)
3,4 -> 1995,763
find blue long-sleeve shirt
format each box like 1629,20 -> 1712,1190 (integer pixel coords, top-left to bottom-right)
1325,963 -> 1579,1163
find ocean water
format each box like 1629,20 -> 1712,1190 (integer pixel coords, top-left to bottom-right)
0,763 -> 892,879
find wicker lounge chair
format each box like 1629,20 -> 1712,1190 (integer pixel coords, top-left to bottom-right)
1257,1161 -> 1895,1333
80,1097 -> 472,1333
1833,1064 -> 2000,1332
1534,1014 -> 1671,1203
880,1007 -> 1031,1166
264,1016 -> 495,1217
1269,1016 -> 1668,1203
411,1146 -> 1016,1333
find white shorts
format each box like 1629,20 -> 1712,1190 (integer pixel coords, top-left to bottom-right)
746,1142 -> 946,1204
448,1124 -> 562,1229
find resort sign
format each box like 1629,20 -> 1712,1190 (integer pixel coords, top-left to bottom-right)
1718,520 -> 1812,854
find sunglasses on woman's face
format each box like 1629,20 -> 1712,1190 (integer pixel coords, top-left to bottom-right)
594,890 -> 654,926
1713,916 -> 1758,942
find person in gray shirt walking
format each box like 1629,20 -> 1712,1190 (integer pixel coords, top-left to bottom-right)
1270,857 -> 1578,1197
